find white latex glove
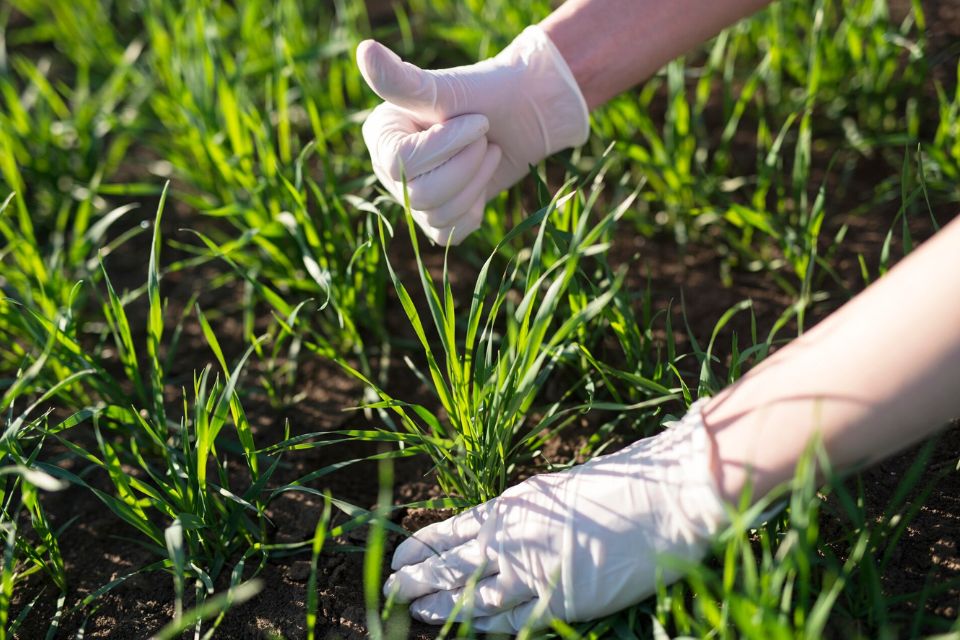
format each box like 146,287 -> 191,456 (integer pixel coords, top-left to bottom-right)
384,400 -> 728,633
356,26 -> 590,245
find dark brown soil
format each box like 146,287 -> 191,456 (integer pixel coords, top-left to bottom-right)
8,1 -> 960,639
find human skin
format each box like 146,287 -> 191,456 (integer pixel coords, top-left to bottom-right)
541,0 -> 773,109
703,215 -> 960,502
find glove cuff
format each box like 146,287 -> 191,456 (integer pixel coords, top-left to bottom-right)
501,25 -> 591,154
660,399 -> 729,539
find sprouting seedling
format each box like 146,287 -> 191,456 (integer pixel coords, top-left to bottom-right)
322,178 -> 642,505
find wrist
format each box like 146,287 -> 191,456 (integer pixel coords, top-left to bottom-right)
702,383 -> 796,505
539,10 -> 607,110
651,399 -> 729,537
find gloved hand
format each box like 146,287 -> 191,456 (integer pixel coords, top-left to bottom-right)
384,400 -> 728,633
356,26 -> 590,246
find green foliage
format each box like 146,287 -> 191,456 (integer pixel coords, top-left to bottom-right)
340,185 -> 644,504
0,54 -> 148,319
143,0 -> 387,366
15,196 -> 273,596
925,59 -> 960,197
0,315 -> 79,633
591,0 -> 931,291
0,0 -> 956,637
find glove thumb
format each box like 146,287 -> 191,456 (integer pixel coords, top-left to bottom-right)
356,40 -> 441,117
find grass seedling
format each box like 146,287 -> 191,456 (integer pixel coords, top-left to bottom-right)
0,0 -> 956,636
588,0 -> 930,296
925,59 -> 960,200
0,338 -> 89,636
305,493 -> 332,640
0,190 -> 270,622
144,0 -> 388,377
651,436 -> 950,638
36,310 -> 276,585
331,182 -> 639,505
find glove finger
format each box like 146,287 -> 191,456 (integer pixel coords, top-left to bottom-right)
364,106 -> 489,182
373,167 -> 483,247
371,160 -> 404,203
420,143 -> 501,228
471,599 -> 551,634
415,194 -> 485,247
356,40 -> 441,115
407,136 -> 488,210
407,573 -> 536,623
384,538 -> 497,602
391,500 -> 495,569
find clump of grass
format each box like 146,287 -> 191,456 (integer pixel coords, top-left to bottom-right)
0,446 -> 70,623
2,185 -> 291,631
0,288 -> 98,633
0,39 -> 149,320
589,0 -> 932,292
1,183 -> 398,635
0,0 -> 956,637
337,183 -> 648,505
924,59 -> 960,201
16,191 -> 272,599
143,0 -> 388,377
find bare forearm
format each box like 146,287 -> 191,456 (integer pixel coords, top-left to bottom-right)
540,0 -> 772,110
703,216 -> 960,502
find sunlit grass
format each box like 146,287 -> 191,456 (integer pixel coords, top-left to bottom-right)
0,0 -> 956,636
